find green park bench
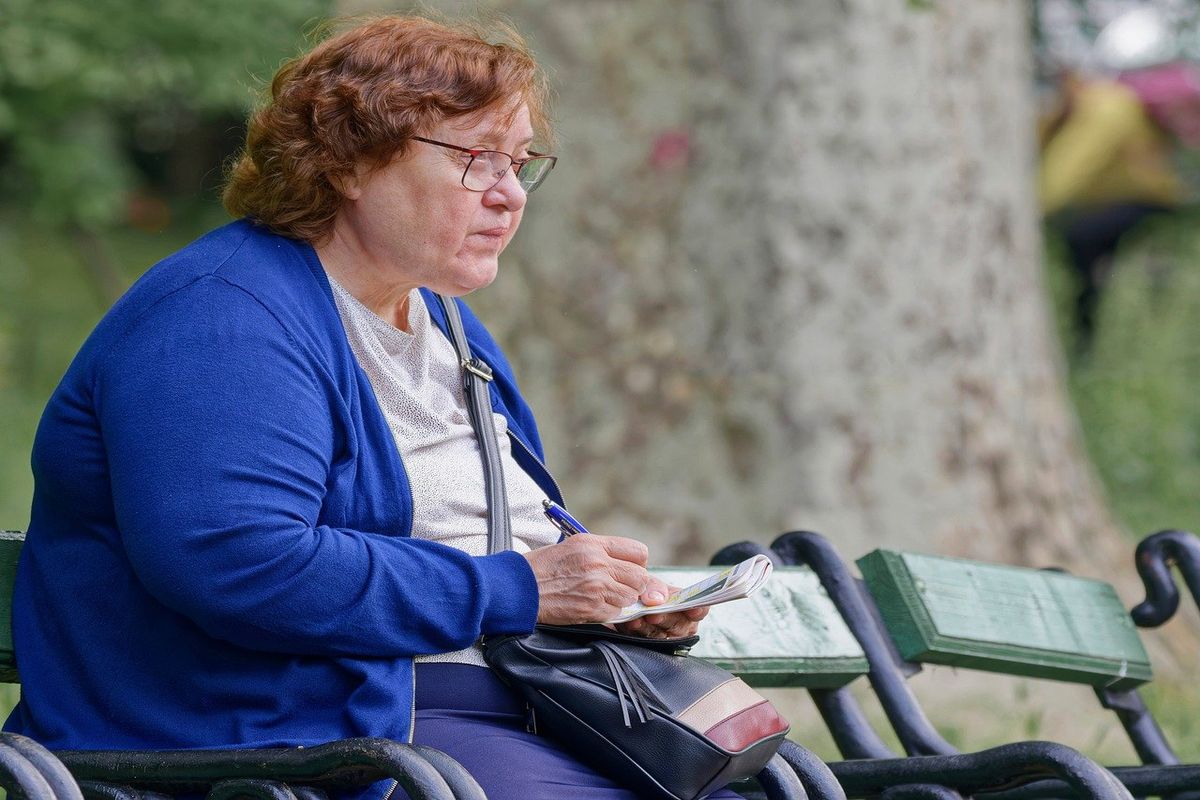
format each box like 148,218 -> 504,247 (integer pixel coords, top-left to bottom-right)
728,530 -> 1200,799
0,531 -> 1144,800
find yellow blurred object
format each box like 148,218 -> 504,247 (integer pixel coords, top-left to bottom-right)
1039,80 -> 1183,217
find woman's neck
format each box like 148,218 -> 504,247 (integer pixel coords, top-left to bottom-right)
315,231 -> 417,332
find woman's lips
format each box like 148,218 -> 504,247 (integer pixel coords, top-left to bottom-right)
468,228 -> 508,251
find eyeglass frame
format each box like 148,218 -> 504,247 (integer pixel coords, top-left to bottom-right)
410,136 -> 557,193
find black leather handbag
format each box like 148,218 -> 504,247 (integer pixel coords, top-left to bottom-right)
482,623 -> 790,800
435,295 -> 791,800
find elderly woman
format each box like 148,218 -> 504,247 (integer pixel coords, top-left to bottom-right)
4,14 -> 738,800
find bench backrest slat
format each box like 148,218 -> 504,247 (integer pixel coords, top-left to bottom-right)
856,549 -> 1151,690
0,531 -> 21,683
651,566 -> 868,688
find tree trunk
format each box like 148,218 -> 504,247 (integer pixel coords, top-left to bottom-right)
343,0 -> 1123,569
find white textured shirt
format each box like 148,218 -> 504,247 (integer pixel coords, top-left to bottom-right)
328,278 -> 558,666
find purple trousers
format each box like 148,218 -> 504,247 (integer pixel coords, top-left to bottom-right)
393,663 -> 744,800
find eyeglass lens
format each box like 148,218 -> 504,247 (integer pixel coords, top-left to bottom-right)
463,152 -> 555,193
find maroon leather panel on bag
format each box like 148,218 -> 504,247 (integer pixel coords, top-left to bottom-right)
703,700 -> 790,752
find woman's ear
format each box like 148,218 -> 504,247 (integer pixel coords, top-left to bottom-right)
330,167 -> 364,200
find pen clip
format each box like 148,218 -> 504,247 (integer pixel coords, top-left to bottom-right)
542,499 -> 588,537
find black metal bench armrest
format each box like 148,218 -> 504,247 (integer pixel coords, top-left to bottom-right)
822,741 -> 1133,800
1131,529 -> 1200,627
207,780 -> 297,800
0,740 -> 59,800
55,738 -> 462,800
775,743 -> 846,800
878,786 -> 962,800
409,745 -> 485,800
0,733 -> 83,800
78,782 -> 185,800
971,763 -> 1200,800
746,746 -> 845,800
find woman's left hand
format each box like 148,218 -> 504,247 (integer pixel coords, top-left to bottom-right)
613,577 -> 709,639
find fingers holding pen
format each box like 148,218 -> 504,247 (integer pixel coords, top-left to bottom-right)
542,501 -> 648,571
598,534 -> 649,568
529,502 -> 715,637
523,533 -> 651,625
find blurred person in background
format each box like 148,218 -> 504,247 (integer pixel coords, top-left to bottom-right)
1039,7 -> 1200,353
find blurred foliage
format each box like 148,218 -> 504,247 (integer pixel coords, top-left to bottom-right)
0,0 -> 332,524
0,0 -> 330,229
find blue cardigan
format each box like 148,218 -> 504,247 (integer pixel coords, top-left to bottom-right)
5,219 -> 561,758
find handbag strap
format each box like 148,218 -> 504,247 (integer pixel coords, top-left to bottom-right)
434,293 -> 513,554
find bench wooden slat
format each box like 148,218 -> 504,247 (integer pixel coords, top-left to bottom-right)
856,549 -> 1152,691
0,531 -> 21,683
651,566 -> 868,688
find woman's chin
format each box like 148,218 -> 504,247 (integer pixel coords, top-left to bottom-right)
444,261 -> 500,296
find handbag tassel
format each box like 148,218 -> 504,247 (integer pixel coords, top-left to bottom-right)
593,640 -> 669,728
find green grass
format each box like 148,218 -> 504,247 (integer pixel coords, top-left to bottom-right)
1050,209 -> 1200,538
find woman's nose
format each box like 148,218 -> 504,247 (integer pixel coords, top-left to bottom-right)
483,167 -> 527,212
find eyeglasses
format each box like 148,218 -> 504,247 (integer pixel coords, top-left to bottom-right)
411,136 -> 557,194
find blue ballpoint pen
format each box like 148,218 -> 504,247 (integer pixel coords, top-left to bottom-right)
542,499 -> 590,537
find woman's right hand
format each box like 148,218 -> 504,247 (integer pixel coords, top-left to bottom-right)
522,535 -> 651,625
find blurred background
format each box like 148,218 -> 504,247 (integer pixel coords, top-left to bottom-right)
2,0 -> 1199,764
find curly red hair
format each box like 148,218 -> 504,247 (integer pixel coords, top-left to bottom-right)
223,15 -> 553,243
